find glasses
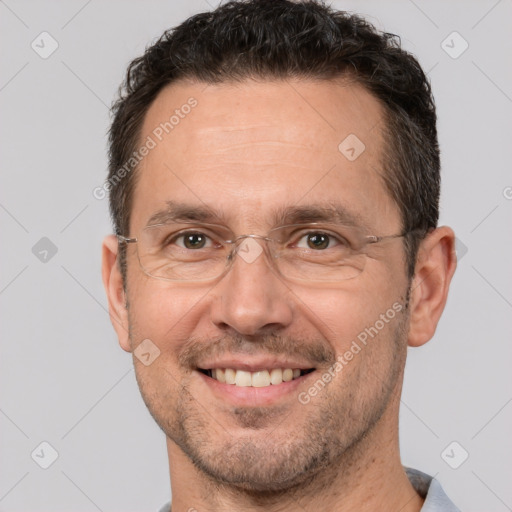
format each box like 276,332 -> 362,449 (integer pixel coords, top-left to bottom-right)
117,222 -> 414,283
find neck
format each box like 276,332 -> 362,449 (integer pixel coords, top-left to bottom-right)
165,397 -> 423,512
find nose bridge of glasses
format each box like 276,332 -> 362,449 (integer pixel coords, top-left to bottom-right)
227,233 -> 277,266
230,233 -> 274,245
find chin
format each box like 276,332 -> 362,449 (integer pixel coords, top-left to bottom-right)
172,418 -> 337,493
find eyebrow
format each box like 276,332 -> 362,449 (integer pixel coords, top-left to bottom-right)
145,200 -> 368,230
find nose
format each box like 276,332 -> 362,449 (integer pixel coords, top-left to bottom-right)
210,237 -> 294,336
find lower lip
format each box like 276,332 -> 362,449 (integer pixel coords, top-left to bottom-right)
197,370 -> 314,407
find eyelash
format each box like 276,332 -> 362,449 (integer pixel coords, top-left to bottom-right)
166,230 -> 349,250
166,231 -> 217,248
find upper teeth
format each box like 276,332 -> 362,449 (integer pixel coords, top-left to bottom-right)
210,368 -> 302,387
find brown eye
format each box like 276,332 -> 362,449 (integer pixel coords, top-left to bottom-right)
295,232 -> 339,250
306,233 -> 330,250
175,232 -> 210,249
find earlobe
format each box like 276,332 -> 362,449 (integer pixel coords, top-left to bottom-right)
101,235 -> 132,352
407,226 -> 457,347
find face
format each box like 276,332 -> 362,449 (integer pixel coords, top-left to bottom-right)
118,79 -> 412,491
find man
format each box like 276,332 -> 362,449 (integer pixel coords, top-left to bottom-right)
102,1 -> 458,510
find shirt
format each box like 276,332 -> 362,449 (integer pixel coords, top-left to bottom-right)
158,467 -> 460,511
405,467 -> 460,511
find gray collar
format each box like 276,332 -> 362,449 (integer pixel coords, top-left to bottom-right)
158,467 -> 460,512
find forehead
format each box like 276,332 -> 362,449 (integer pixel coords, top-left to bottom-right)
130,78 -> 400,233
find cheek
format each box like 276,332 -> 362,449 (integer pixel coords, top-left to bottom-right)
290,279 -> 408,394
290,282 -> 401,352
126,274 -> 212,352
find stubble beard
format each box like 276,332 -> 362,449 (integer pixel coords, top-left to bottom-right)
131,302 -> 409,498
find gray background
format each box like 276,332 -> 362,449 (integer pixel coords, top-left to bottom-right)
1,0 -> 511,510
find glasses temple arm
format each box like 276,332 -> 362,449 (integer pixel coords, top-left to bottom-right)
117,235 -> 138,244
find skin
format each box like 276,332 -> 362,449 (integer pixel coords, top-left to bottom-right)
102,78 -> 456,512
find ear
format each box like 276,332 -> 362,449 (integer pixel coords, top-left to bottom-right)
102,235 -> 131,352
407,226 -> 457,347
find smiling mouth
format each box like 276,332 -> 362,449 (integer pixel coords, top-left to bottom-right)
198,368 -> 315,387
